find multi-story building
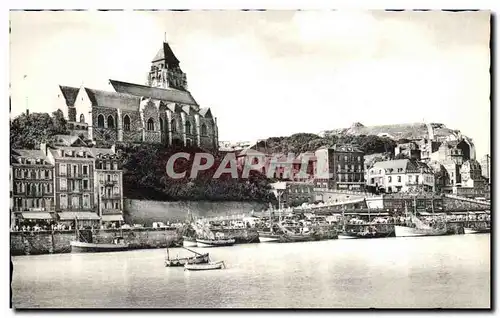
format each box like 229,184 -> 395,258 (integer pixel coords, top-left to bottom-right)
46,145 -> 100,226
10,148 -> 55,225
366,159 -> 435,193
314,145 -> 365,191
89,146 -> 124,226
58,41 -> 219,150
279,181 -> 315,208
455,159 -> 488,198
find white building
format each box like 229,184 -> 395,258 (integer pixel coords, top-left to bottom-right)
366,159 -> 435,193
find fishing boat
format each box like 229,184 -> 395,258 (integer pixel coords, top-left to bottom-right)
394,201 -> 447,238
165,247 -> 209,267
338,209 -> 394,239
182,236 -> 198,247
70,217 -> 129,253
196,237 -> 236,247
464,227 -> 491,234
258,231 -> 281,243
184,261 -> 226,271
70,237 -> 130,253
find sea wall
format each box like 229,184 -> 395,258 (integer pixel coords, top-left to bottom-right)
10,228 -> 182,256
123,199 -> 268,225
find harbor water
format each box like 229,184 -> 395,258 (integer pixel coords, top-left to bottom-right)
11,234 -> 490,308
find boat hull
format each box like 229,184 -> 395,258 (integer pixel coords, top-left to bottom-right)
394,226 -> 447,238
196,238 -> 236,248
258,232 -> 280,243
182,237 -> 198,247
70,241 -> 129,253
464,227 -> 491,234
165,253 -> 210,267
339,231 -> 395,239
184,261 -> 225,271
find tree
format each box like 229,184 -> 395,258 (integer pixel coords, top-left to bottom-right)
10,110 -> 70,149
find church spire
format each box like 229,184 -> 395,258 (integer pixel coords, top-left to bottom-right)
148,41 -> 187,90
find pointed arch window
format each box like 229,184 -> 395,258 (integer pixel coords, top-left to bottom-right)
147,118 -> 155,131
79,114 -> 85,123
107,115 -> 115,128
160,118 -> 164,132
97,114 -> 105,128
171,119 -> 177,133
123,115 -> 131,131
185,121 -> 192,135
201,124 -> 208,136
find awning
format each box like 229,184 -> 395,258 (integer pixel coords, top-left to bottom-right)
58,212 -> 100,220
101,215 -> 124,222
21,212 -> 53,220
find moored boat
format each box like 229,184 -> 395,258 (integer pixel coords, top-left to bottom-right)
182,236 -> 198,247
258,232 -> 281,243
464,227 -> 491,234
70,237 -> 129,253
394,225 -> 447,237
184,261 -> 226,271
165,247 -> 209,267
196,238 -> 236,247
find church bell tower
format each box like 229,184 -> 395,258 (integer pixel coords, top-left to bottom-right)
148,42 -> 188,91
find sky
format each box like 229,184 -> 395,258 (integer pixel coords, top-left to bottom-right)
9,10 -> 491,157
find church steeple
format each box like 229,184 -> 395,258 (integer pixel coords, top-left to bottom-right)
148,42 -> 188,91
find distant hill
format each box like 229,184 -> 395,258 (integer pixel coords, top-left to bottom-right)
319,122 -> 459,141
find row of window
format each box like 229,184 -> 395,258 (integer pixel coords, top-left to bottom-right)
95,161 -> 119,170
14,198 -> 53,210
59,164 -> 90,176
336,155 -> 362,162
101,200 -> 121,210
100,186 -> 120,197
337,173 -> 364,182
96,114 -> 210,136
99,174 -> 119,183
59,194 -> 92,209
16,158 -> 48,165
14,182 -> 53,195
14,169 -> 52,180
60,178 -> 90,191
337,164 -> 363,172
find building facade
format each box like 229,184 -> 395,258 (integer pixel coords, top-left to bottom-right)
314,145 -> 365,191
10,149 -> 55,225
46,145 -> 100,225
366,159 -> 435,193
90,146 -> 124,225
479,154 -> 491,183
58,42 -> 219,151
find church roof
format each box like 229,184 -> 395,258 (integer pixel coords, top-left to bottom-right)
109,79 -> 198,106
152,42 -> 180,65
199,108 -> 212,118
52,135 -> 87,147
59,85 -> 80,106
84,88 -> 141,111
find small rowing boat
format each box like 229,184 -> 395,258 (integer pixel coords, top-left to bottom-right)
184,261 -> 226,271
165,247 -> 209,267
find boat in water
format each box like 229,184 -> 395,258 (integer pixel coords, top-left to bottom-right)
165,247 -> 209,267
196,231 -> 235,247
70,236 -> 129,253
196,237 -> 236,247
182,236 -> 198,247
258,231 -> 281,243
184,261 -> 226,271
464,227 -> 491,234
338,209 -> 394,239
395,202 -> 447,238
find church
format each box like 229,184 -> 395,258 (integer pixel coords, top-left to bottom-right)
58,42 -> 219,150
